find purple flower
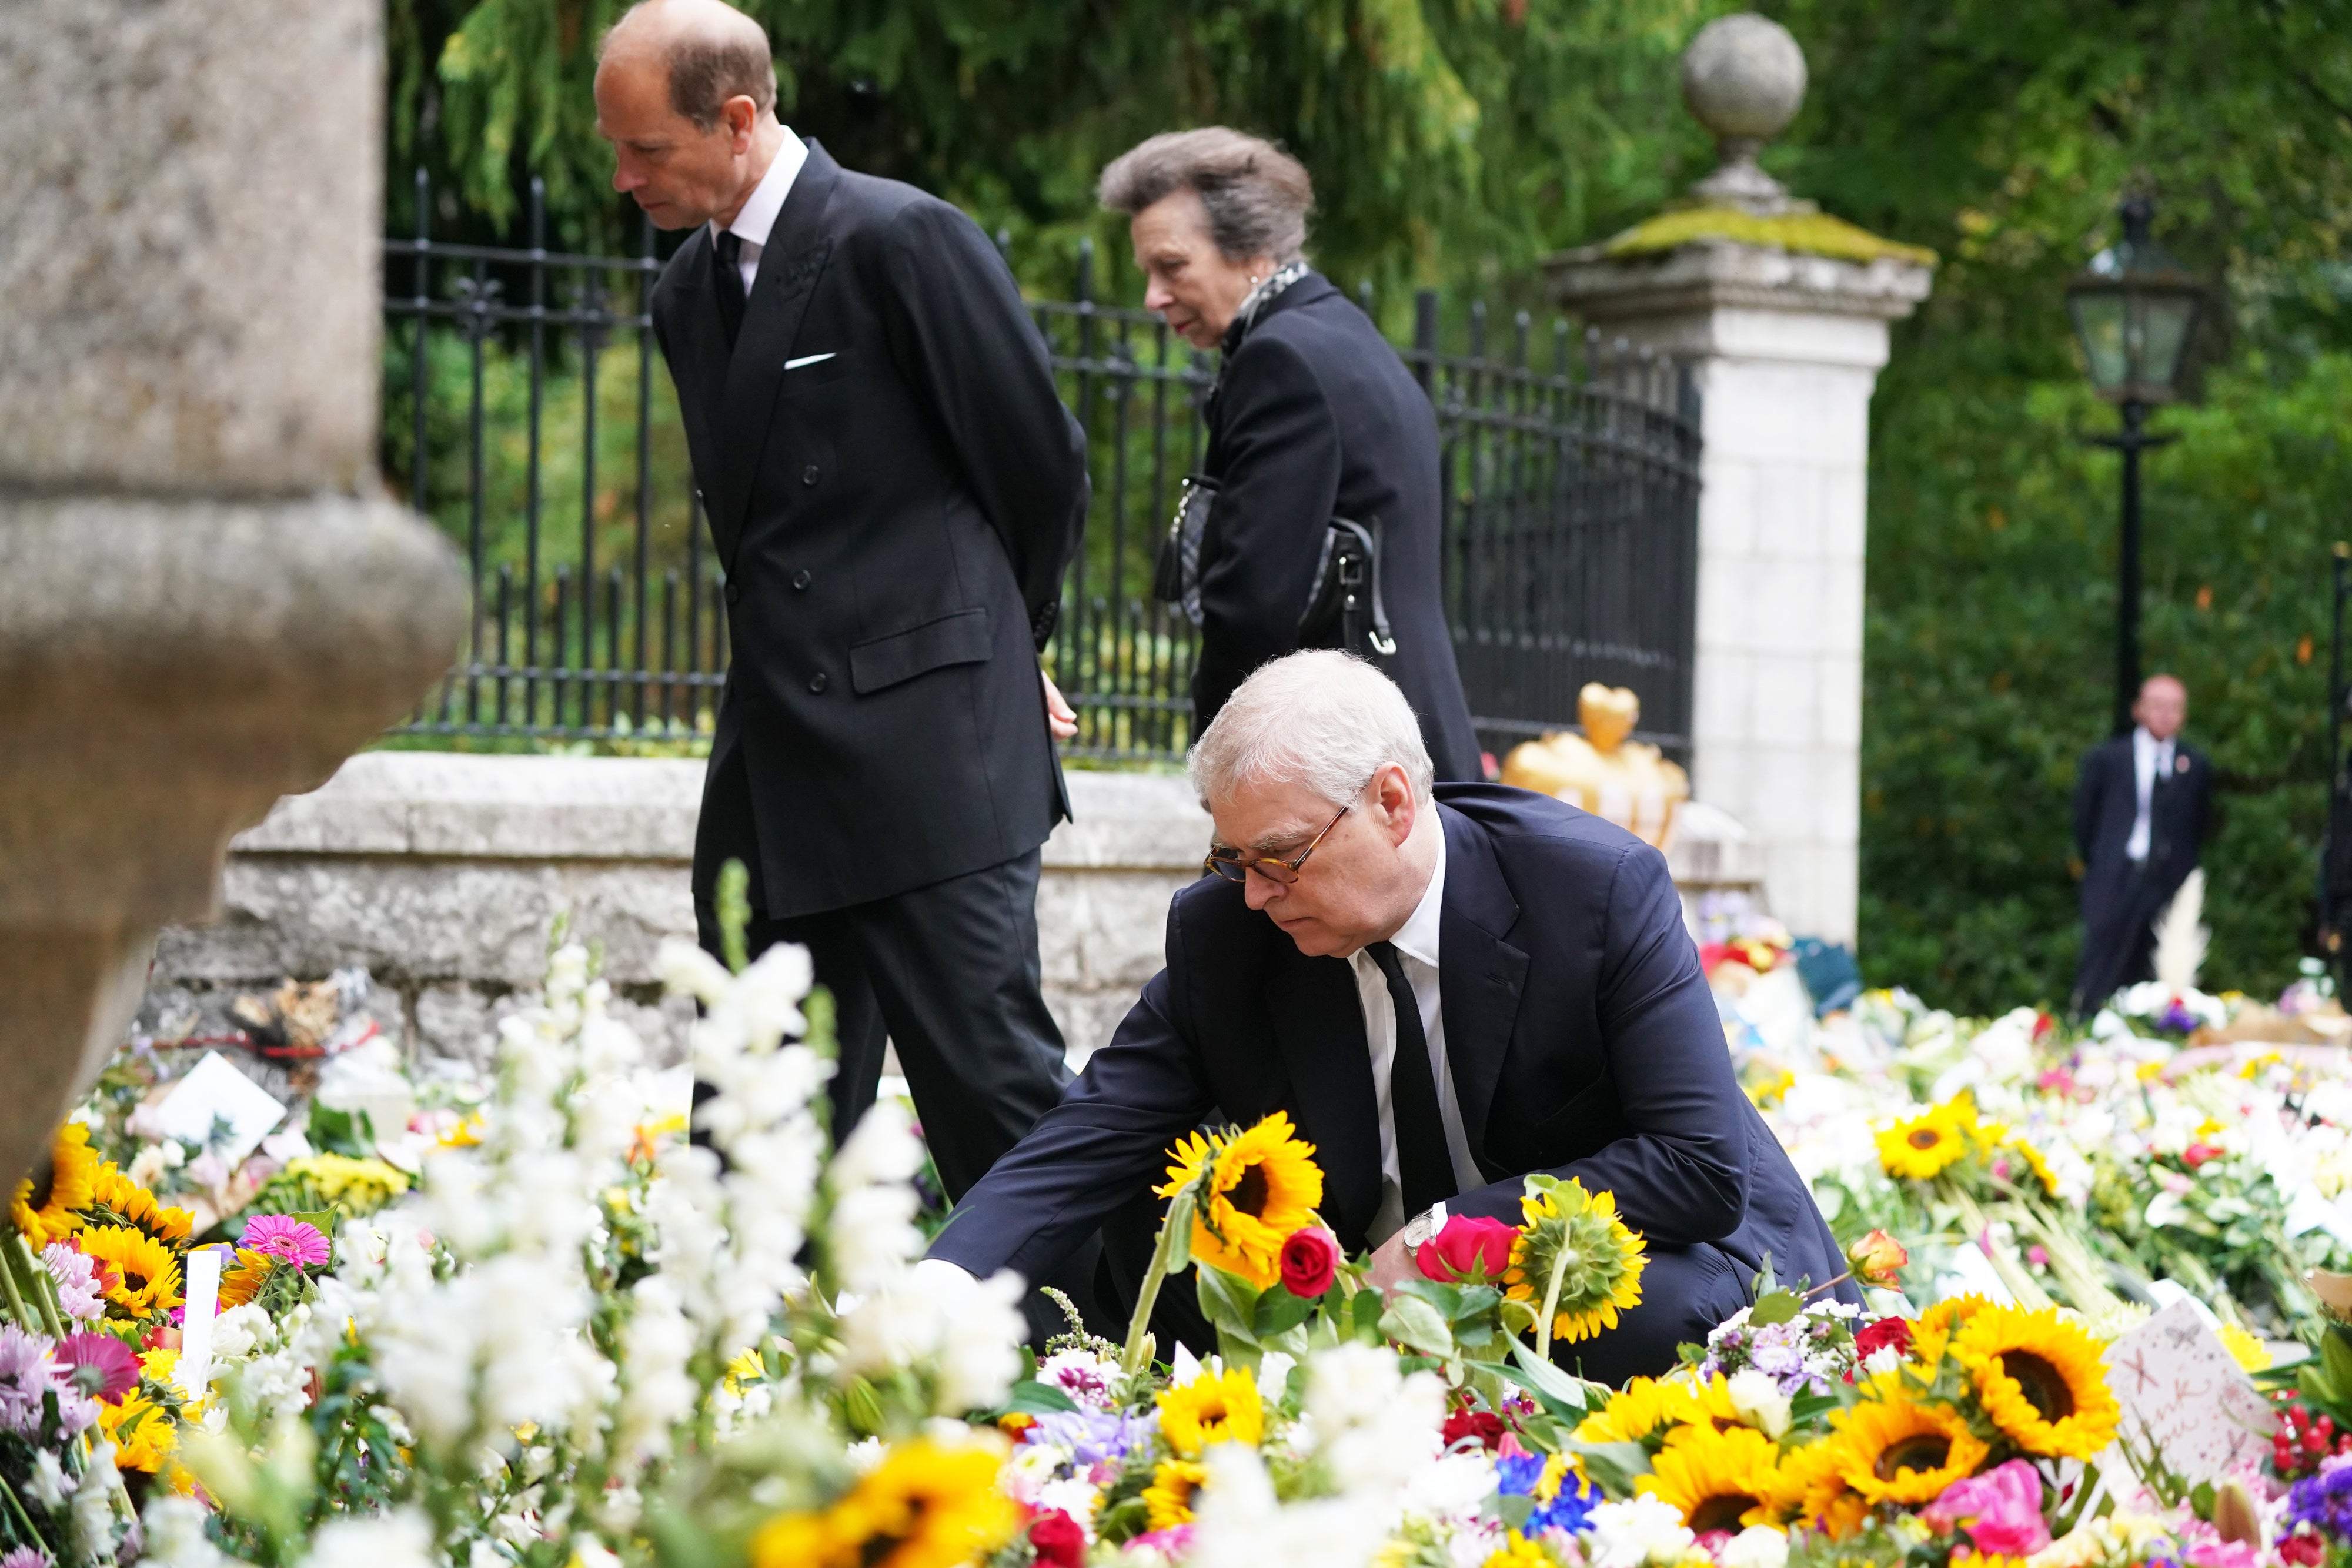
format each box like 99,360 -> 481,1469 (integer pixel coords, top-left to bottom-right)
1749,1323 -> 1805,1379
2284,1455 -> 2352,1542
1024,1408 -> 1155,1466
1,1547 -> 54,1568
0,1326 -> 62,1436
240,1215 -> 330,1268
41,1244 -> 104,1326
56,1332 -> 138,1405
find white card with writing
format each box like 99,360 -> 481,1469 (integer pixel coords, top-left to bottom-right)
2099,1299 -> 2272,1489
149,1051 -> 287,1165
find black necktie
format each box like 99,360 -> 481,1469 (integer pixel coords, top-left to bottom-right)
712,230 -> 747,347
1368,941 -> 1458,1218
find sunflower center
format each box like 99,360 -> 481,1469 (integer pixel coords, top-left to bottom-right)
1689,1494 -> 1760,1534
1876,1433 -> 1950,1480
24,1157 -> 54,1212
1227,1163 -> 1271,1219
1907,1129 -> 1942,1150
2002,1350 -> 2076,1424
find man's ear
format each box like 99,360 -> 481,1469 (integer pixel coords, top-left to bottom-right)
726,96 -> 759,152
1375,763 -> 1417,847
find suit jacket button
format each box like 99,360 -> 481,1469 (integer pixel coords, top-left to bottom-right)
724,581 -> 741,606
792,569 -> 812,590
801,464 -> 820,486
808,671 -> 828,694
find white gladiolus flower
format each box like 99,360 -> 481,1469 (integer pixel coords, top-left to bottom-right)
141,1495 -> 229,1568
295,1507 -> 436,1568
70,1442 -> 122,1567
1187,1445 -> 1394,1568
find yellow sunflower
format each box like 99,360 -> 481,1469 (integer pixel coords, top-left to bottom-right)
2004,1138 -> 2060,1198
1155,1114 -> 1323,1290
1875,1097 -> 1978,1182
1484,1534 -> 1558,1568
99,1392 -> 177,1473
78,1225 -> 182,1316
1908,1294 -> 1997,1372
84,1164 -> 193,1245
2216,1322 -> 2271,1373
1144,1457 -> 1209,1531
1157,1363 -> 1264,1457
1502,1175 -> 1647,1346
748,1440 -> 1016,1568
1636,1423 -> 1790,1534
1776,1439 -> 1869,1540
1575,1376 -> 1708,1445
1829,1378 -> 1990,1504
12,1122 -> 101,1246
1952,1306 -> 2119,1460
215,1248 -> 278,1309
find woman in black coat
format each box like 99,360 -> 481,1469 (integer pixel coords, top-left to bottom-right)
1098,128 -> 1482,781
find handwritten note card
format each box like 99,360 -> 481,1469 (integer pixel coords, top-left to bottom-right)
2099,1300 -> 2272,1487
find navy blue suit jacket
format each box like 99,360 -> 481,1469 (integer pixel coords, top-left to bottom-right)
931,785 -> 1849,1310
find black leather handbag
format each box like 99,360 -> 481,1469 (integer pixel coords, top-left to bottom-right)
1154,473 -> 1396,658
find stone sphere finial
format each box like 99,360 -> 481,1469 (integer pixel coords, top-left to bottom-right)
1680,14 -> 1808,214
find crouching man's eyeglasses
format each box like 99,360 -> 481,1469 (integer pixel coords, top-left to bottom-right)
1203,801 -> 1351,886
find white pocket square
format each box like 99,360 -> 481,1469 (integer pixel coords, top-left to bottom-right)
784,352 -> 837,370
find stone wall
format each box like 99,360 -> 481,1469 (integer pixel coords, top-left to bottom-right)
144,752 -> 1766,1069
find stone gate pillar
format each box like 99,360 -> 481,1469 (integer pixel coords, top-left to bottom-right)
1546,14 -> 1933,947
0,2 -> 466,1185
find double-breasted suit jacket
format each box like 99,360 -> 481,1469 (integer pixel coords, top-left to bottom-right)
650,142 -> 1090,920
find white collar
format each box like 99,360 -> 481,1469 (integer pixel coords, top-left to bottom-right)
2134,724 -> 2173,757
1384,817 -> 1446,969
711,128 -> 807,250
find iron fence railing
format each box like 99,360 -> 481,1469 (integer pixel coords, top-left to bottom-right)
383,175 -> 1702,764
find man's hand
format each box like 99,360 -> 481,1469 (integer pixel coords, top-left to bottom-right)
1367,1225 -> 1421,1296
1042,671 -> 1078,741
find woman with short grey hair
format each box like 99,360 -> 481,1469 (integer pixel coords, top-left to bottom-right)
1098,128 -> 1481,781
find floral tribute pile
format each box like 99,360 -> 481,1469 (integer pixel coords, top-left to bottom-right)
3,887 -> 2350,1568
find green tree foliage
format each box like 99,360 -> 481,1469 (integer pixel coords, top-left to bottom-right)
387,0 -> 2352,1008
1772,0 -> 2352,1007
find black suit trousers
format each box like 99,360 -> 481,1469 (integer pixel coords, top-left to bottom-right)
694,847 -> 1071,1202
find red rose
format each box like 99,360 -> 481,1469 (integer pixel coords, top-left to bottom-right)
1442,1407 -> 1507,1452
1854,1316 -> 1913,1360
1027,1509 -> 1085,1568
2282,1534 -> 2327,1567
1416,1215 -> 1518,1284
1279,1225 -> 1341,1298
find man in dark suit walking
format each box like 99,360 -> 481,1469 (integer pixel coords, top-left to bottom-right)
594,0 -> 1089,1198
922,651 -> 1852,1384
2072,673 -> 2214,1013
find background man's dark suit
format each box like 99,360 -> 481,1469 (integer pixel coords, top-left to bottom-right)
930,784 -> 1853,1385
2072,733 -> 2214,1011
649,140 -> 1088,1198
1195,274 -> 1482,781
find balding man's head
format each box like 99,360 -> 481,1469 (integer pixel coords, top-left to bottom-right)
593,0 -> 783,230
600,0 -> 776,131
2134,673 -> 2187,741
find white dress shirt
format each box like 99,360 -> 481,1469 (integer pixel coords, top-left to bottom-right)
709,129 -> 808,295
2127,724 -> 2175,863
1347,828 -> 1483,1245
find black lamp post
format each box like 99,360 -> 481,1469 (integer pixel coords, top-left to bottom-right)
2066,195 -> 2205,736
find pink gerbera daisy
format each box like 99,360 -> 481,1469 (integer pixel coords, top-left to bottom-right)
55,1332 -> 138,1405
239,1215 -> 330,1268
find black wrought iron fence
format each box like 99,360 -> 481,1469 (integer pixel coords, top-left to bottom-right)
383,175 -> 1701,763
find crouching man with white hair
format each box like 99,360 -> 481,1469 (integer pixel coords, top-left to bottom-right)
926,650 -> 1852,1381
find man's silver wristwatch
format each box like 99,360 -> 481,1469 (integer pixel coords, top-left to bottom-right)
1398,1202 -> 1449,1252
